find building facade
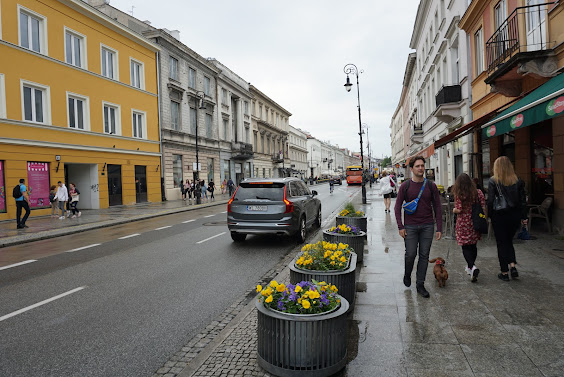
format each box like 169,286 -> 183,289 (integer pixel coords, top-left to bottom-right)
288,126 -> 308,179
306,136 -> 322,178
0,0 -> 161,221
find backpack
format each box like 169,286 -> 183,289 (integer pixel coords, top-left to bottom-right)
13,184 -> 22,199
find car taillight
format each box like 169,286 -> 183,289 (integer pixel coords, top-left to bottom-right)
283,186 -> 294,213
227,187 -> 239,213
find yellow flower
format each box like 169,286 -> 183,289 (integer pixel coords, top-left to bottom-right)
265,295 -> 273,303
340,256 -> 347,263
276,284 -> 286,292
302,292 -> 309,299
256,284 -> 262,293
302,300 -> 311,309
294,285 -> 302,293
309,290 -> 320,299
331,256 -> 336,261
265,287 -> 273,296
330,261 -> 335,265
270,280 -> 278,288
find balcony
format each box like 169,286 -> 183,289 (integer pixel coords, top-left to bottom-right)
485,3 -> 558,97
410,123 -> 424,145
434,85 -> 463,123
231,142 -> 253,160
271,152 -> 284,163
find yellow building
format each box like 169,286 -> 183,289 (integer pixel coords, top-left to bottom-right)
0,0 -> 161,221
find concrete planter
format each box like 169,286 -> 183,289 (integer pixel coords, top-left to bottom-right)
289,253 -> 357,311
335,216 -> 367,234
256,296 -> 349,377
322,230 -> 366,263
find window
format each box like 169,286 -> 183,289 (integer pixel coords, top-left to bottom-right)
252,101 -> 255,115
101,45 -> 118,79
171,101 -> 180,130
65,28 -> 86,68
494,0 -> 507,30
188,68 -> 196,88
259,105 -> 263,119
169,56 -> 179,81
223,119 -> 228,140
474,28 -> 484,75
172,154 -> 182,188
205,113 -> 212,138
244,101 -> 249,115
18,6 -> 47,54
132,110 -> 145,139
204,76 -> 211,95
0,74 -> 6,118
254,133 -> 257,150
245,127 -> 250,143
190,107 -> 197,134
67,92 -> 89,130
21,80 -> 50,124
452,44 -> 459,84
261,134 -> 265,153
267,137 -> 271,154
103,102 -> 120,135
130,59 -> 144,89
222,88 -> 228,105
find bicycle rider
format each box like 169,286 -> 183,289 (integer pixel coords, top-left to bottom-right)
329,178 -> 334,194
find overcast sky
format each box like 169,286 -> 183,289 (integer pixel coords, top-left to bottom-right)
107,0 -> 419,157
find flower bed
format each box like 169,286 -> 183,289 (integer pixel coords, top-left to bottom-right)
336,204 -> 368,233
323,225 -> 366,263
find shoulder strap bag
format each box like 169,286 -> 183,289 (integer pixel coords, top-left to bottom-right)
471,193 -> 488,233
402,178 -> 427,215
493,180 -> 508,212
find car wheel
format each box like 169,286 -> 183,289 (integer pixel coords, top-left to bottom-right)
231,232 -> 246,242
314,207 -> 322,227
295,216 -> 306,244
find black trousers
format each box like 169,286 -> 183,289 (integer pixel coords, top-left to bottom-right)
16,200 -> 30,227
461,244 -> 477,269
491,209 -> 520,273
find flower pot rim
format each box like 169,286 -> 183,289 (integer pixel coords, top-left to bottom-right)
336,215 -> 367,219
291,252 -> 357,273
323,229 -> 366,237
255,294 -> 349,321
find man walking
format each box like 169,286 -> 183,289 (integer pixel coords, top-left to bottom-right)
15,178 -> 31,229
394,156 -> 442,298
55,181 -> 69,219
227,177 -> 234,197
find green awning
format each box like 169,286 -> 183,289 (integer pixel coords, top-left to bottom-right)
482,72 -> 564,138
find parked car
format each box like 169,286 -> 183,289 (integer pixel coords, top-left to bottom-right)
330,176 -> 342,185
227,178 -> 321,243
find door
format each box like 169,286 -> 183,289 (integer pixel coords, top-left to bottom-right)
526,0 -> 547,51
135,165 -> 147,203
107,164 -> 122,206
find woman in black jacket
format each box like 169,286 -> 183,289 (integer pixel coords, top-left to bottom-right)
487,156 -> 528,281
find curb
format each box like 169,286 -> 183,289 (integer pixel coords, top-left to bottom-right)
0,200 -> 228,248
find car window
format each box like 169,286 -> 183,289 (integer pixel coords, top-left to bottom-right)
235,182 -> 284,201
299,181 -> 311,195
290,182 -> 303,197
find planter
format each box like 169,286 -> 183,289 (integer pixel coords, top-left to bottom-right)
256,296 -> 349,377
289,253 -> 357,311
335,216 -> 367,234
323,230 -> 366,263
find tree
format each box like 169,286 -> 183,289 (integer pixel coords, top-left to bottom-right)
381,156 -> 392,167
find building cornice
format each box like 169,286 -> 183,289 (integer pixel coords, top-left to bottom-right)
249,85 -> 292,116
459,0 -> 488,32
410,0 -> 431,49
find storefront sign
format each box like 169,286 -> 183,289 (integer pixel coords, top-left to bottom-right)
546,96 -> 564,116
510,114 -> 524,128
27,162 -> 50,209
0,161 -> 5,213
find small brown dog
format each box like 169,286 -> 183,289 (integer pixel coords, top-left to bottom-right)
429,257 -> 448,287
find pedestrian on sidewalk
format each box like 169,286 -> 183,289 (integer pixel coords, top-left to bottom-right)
49,185 -> 58,218
394,156 -> 442,298
227,177 -> 234,197
14,178 -> 31,229
221,178 -> 227,195
487,156 -> 527,282
55,181 -> 68,219
452,173 -> 485,282
208,180 -> 215,201
379,171 -> 395,213
201,180 -> 208,202
68,183 -> 81,218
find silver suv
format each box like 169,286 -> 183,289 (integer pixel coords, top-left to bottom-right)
227,178 -> 321,243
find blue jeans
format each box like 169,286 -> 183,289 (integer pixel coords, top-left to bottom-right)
404,223 -> 435,285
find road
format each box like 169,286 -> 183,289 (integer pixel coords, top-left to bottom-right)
0,183 -> 359,377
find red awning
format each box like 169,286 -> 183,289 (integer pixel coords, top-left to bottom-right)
406,144 -> 435,165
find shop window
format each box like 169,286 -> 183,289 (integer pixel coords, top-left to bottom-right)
172,154 -> 182,188
26,162 -> 50,209
531,121 -> 553,203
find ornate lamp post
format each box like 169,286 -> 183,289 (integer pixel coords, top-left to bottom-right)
344,63 -> 366,204
362,123 -> 372,188
194,91 -> 206,204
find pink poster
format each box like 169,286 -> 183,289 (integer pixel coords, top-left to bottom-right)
27,162 -> 50,209
0,161 -> 5,213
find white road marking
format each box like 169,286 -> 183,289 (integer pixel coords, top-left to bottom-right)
0,286 -> 86,322
204,215 -> 215,218
0,260 -> 37,271
66,244 -> 101,253
182,220 -> 195,223
196,232 -> 226,244
221,211 -> 227,214
118,233 -> 140,240
154,226 -> 172,230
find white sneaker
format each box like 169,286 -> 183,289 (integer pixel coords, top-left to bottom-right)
464,267 -> 472,275
78,212 -> 81,217
71,215 -> 77,218
59,216 -> 65,220
471,266 -> 480,282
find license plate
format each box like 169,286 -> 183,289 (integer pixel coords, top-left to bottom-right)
247,205 -> 267,211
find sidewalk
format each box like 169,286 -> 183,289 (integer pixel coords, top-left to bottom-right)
0,195 -> 230,248
160,185 -> 564,377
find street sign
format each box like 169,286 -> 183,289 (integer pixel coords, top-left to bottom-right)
192,162 -> 201,171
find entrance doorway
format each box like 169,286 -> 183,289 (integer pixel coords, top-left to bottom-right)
107,164 -> 122,206
135,165 -> 147,203
64,163 -> 100,209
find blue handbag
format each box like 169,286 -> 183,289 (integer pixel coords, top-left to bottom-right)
402,178 -> 427,215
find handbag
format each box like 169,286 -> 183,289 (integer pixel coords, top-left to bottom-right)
402,178 -> 427,215
493,180 -> 508,211
517,225 -> 530,240
471,195 -> 488,234
71,194 -> 79,202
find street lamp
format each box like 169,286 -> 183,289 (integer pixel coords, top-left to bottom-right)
344,63 -> 366,204
362,123 -> 372,188
194,91 -> 206,204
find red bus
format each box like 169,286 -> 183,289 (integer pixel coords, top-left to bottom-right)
346,166 -> 362,185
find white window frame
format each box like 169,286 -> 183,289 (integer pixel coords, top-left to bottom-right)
17,5 -> 48,55
20,79 -> 51,124
475,28 -> 484,75
131,109 -> 146,139
204,76 -> 211,96
102,101 -> 121,135
188,67 -> 196,88
64,26 -> 87,69
66,91 -> 90,131
129,57 -> 145,89
169,56 -> 179,81
0,74 -> 6,118
100,44 -> 119,80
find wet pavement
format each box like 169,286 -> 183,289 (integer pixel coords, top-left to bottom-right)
162,185 -> 564,377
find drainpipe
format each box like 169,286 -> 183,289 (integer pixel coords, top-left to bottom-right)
155,44 -> 166,201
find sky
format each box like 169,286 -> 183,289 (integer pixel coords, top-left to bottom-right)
106,0 -> 420,157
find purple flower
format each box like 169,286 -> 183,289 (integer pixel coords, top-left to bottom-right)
288,293 -> 298,302
277,300 -> 286,311
320,294 -> 330,306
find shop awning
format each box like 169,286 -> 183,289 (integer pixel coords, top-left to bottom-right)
482,72 -> 564,139
406,144 -> 435,165
434,111 -> 497,148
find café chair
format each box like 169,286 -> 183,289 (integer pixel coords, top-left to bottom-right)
528,197 -> 553,233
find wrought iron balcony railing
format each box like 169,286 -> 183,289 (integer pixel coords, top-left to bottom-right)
435,85 -> 462,107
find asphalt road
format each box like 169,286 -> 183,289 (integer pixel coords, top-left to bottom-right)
0,183 -> 358,377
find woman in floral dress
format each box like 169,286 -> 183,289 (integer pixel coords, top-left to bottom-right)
452,173 -> 485,282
